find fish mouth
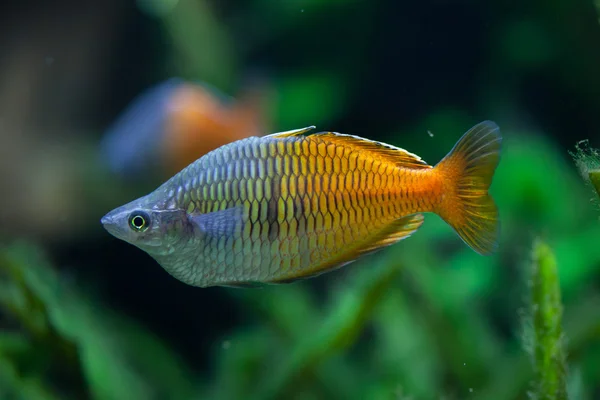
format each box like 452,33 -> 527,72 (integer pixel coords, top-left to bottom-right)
100,214 -> 110,226
100,212 -> 127,239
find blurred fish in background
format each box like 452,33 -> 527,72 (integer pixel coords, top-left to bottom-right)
100,76 -> 273,181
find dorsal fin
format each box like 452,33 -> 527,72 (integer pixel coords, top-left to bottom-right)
264,126 -> 316,138
311,131 -> 431,169
264,126 -> 430,169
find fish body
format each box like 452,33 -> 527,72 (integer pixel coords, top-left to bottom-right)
101,121 -> 502,288
100,78 -> 268,178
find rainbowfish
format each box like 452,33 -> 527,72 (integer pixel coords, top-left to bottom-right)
100,78 -> 268,178
101,121 -> 502,288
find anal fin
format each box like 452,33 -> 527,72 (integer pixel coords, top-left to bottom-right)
269,213 -> 425,284
357,213 -> 425,255
220,281 -> 267,289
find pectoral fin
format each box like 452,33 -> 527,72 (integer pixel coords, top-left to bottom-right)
188,206 -> 245,239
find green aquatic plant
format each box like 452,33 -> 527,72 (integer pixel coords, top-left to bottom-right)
570,140 -> 600,208
3,128 -> 600,399
524,239 -> 568,400
252,258 -> 403,400
0,242 -> 199,400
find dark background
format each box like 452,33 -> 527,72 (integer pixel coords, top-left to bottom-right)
1,1 -> 599,399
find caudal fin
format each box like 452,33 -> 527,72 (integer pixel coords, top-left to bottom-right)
434,121 -> 502,255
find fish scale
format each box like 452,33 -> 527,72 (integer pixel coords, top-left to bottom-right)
102,122 -> 502,288
165,134 -> 430,285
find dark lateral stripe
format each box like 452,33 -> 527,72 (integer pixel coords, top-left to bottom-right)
267,170 -> 281,241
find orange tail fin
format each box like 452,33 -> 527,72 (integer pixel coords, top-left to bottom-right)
434,121 -> 502,255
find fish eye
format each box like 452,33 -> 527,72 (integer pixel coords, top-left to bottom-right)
128,211 -> 150,232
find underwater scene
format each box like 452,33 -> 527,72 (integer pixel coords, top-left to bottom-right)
1,1 -> 600,399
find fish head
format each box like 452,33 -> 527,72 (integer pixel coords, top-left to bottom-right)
101,197 -> 189,256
